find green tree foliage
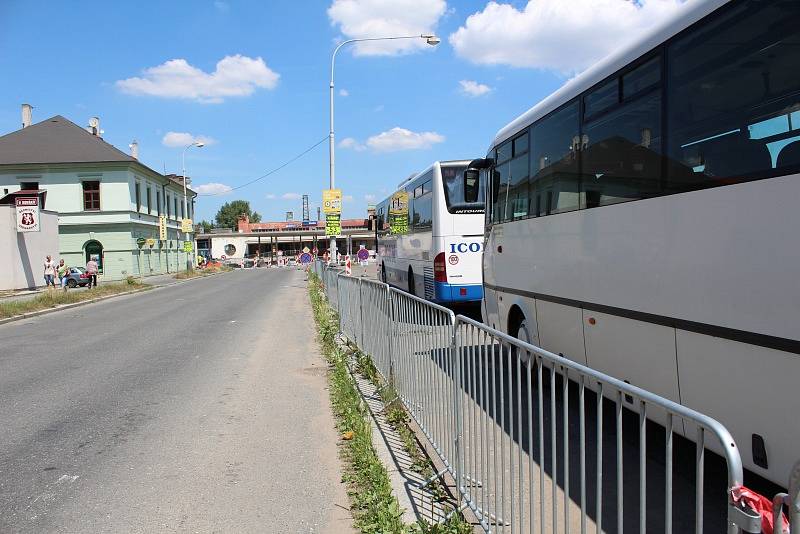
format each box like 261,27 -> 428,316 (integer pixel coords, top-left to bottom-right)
214,200 -> 262,229
198,220 -> 214,233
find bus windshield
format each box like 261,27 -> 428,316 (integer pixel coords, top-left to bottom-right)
442,165 -> 485,213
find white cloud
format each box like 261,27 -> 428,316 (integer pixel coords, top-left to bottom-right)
339,88 -> 349,97
328,0 -> 447,56
339,137 -> 366,151
459,79 -> 492,97
117,55 -> 279,103
265,193 -> 276,199
366,127 -> 445,152
450,0 -> 687,74
282,192 -> 302,200
194,182 -> 232,195
364,194 -> 377,202
162,131 -> 216,148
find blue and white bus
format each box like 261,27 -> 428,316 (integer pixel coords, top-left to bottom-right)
377,160 -> 485,304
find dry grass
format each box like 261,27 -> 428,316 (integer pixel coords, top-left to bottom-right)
0,277 -> 148,320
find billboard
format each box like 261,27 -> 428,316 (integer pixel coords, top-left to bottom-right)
16,197 -> 40,232
389,191 -> 409,235
322,189 -> 342,214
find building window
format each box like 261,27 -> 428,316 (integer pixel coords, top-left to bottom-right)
83,181 -> 100,211
180,199 -> 185,219
146,185 -> 152,214
135,182 -> 141,212
167,195 -> 171,218
157,191 -> 162,215
174,197 -> 178,220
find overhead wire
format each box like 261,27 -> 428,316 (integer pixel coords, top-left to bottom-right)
196,134 -> 330,196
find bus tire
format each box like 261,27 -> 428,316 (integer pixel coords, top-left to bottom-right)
407,267 -> 415,296
514,318 -> 532,363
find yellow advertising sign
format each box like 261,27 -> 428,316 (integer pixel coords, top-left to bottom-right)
181,218 -> 193,233
322,189 -> 342,214
158,216 -> 167,240
389,191 -> 409,235
325,213 -> 341,236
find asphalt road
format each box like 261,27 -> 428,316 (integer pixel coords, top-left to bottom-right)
0,268 -> 352,533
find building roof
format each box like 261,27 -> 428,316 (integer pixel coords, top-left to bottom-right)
0,115 -> 136,166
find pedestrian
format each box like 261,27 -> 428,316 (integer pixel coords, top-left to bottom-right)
57,259 -> 69,291
43,255 -> 57,288
86,256 -> 98,288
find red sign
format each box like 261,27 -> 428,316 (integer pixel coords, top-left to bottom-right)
16,197 -> 40,232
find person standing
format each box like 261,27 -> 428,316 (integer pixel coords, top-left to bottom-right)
86,256 -> 98,288
44,255 -> 57,288
57,259 -> 69,291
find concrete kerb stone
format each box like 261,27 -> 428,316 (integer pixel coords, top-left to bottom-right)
0,270 -> 234,326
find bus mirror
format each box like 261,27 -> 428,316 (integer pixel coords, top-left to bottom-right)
464,169 -> 480,203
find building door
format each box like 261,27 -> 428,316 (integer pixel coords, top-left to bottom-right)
84,240 -> 103,273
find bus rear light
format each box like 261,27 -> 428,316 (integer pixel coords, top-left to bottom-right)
434,252 -> 447,282
460,287 -> 467,296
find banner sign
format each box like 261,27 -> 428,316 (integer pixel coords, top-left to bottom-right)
389,191 -> 409,235
183,241 -> 194,252
322,189 -> 342,214
159,216 -> 168,240
325,213 -> 341,236
181,218 -> 193,233
16,197 -> 40,232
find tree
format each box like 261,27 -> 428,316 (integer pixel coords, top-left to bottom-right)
214,200 -> 261,229
198,220 -> 214,233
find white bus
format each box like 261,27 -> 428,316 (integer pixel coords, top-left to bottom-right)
479,0 -> 800,485
377,160 -> 485,304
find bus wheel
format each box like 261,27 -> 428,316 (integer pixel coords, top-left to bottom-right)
407,268 -> 415,296
515,318 -> 532,363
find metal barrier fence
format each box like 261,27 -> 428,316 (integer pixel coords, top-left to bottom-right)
315,266 -> 770,534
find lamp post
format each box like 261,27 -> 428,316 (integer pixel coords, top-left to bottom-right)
182,141 -> 204,270
328,33 -> 440,262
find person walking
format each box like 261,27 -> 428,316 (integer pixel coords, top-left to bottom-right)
57,259 -> 69,291
44,255 -> 57,288
86,257 -> 98,288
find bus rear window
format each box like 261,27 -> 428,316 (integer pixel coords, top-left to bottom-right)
442,166 -> 485,213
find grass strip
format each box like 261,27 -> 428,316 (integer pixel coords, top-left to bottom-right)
308,272 -> 472,534
0,277 -> 148,320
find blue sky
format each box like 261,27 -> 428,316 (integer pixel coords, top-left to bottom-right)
0,0 -> 688,222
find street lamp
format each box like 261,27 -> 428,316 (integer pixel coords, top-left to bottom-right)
182,141 -> 204,270
328,33 -> 439,262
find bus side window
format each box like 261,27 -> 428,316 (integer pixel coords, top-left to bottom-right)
666,0 -> 800,190
530,100 -> 581,216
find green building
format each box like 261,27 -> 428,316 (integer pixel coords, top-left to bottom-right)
0,114 -> 197,280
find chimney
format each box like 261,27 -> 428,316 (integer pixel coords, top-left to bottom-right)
129,140 -> 139,159
88,117 -> 100,136
21,104 -> 33,128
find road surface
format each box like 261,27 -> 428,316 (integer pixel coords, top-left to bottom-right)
0,268 -> 352,533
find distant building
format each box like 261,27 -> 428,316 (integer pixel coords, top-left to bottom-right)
197,215 -> 374,260
0,110 -> 197,280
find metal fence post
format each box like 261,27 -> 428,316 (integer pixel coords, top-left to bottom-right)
386,285 -> 395,387
451,315 -> 464,508
336,272 -> 342,335
359,277 -> 364,348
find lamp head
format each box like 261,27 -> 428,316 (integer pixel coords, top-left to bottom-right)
194,141 -> 205,148
423,34 -> 441,46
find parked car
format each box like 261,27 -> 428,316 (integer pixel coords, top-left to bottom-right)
64,266 -> 90,288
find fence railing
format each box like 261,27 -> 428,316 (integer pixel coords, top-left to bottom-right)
314,264 -> 779,534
